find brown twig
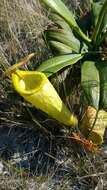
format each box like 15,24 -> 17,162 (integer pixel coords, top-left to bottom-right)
3,53 -> 35,78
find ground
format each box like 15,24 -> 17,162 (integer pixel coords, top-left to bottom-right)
0,0 -> 107,189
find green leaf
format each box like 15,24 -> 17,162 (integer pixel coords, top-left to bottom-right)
92,0 -> 107,45
41,0 -> 91,42
81,61 -> 100,109
49,40 -> 73,54
97,61 -> 107,109
92,1 -> 107,27
92,1 -> 103,27
50,13 -> 73,33
37,54 -> 83,77
46,29 -> 80,53
42,0 -> 77,26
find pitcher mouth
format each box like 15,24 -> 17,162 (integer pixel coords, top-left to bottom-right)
12,70 -> 47,95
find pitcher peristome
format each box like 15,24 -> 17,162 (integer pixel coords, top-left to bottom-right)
11,70 -> 78,126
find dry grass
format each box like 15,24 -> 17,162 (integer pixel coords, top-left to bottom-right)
0,0 -> 107,189
0,0 -> 51,71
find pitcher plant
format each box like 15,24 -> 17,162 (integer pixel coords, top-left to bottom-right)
5,54 -> 78,127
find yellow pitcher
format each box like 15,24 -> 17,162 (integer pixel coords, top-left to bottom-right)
11,70 -> 78,126
81,106 -> 107,144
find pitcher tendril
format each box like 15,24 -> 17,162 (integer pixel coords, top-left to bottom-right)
5,53 -> 35,78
